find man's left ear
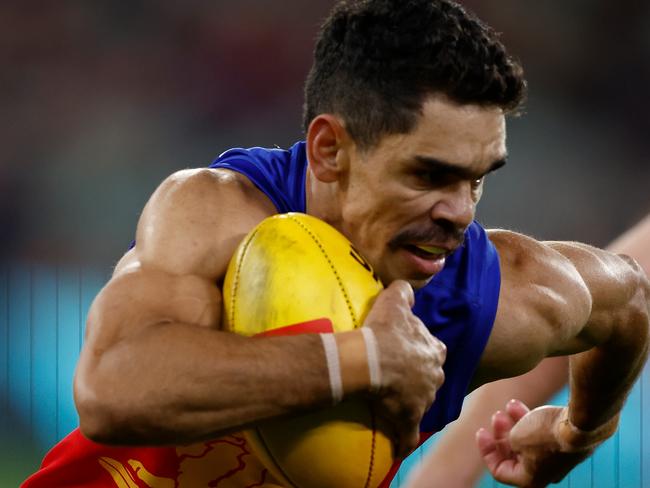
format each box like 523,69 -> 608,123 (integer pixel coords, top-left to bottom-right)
306,114 -> 351,183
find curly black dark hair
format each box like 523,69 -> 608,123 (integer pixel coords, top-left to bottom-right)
303,0 -> 527,149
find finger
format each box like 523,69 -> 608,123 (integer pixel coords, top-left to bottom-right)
492,459 -> 530,487
477,425 -> 513,467
387,279 -> 415,307
505,398 -> 530,423
510,405 -> 563,452
476,427 -> 496,458
398,424 -> 420,459
374,399 -> 419,460
492,410 -> 516,440
478,428 -> 530,486
432,337 -> 447,364
477,427 -> 509,476
492,410 -> 516,459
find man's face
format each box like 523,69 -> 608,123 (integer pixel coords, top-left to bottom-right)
339,95 -> 507,289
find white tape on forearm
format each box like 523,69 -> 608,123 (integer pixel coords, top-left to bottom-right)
320,333 -> 343,404
361,327 -> 382,392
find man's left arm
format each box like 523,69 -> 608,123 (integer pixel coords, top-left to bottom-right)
475,231 -> 650,487
548,240 -> 649,435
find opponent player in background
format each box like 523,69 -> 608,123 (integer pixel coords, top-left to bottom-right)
406,213 -> 650,487
23,1 -> 649,487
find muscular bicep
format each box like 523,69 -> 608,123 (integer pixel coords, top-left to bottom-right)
85,266 -> 222,347
83,168 -> 276,350
473,230 -> 594,386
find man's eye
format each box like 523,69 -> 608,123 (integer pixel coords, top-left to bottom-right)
417,170 -> 446,185
420,170 -> 438,181
471,177 -> 484,189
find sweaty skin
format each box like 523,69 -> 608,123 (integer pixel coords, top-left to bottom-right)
406,214 -> 650,488
75,163 -> 445,459
473,232 -> 649,487
74,96 -> 650,487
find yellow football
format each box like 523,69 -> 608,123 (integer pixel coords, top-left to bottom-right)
222,213 -> 394,488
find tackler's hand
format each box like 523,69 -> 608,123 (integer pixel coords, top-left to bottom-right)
363,280 -> 447,459
477,400 -> 606,488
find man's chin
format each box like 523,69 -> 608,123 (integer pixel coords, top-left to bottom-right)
379,271 -> 436,291
403,275 -> 436,291
378,247 -> 448,290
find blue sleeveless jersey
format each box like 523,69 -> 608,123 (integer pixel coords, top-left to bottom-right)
211,141 -> 501,433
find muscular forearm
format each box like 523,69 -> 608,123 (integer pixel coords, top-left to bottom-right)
566,214 -> 650,430
567,259 -> 650,434
75,325 -> 336,445
568,311 -> 649,431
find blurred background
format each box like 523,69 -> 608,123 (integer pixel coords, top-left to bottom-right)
1,0 -> 649,486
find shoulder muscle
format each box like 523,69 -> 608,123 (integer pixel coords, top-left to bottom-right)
134,167 -> 276,279
476,230 -> 593,384
87,168 -> 276,346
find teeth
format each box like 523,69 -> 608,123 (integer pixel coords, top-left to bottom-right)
415,245 -> 446,255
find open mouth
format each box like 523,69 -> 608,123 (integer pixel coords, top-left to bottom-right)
403,244 -> 448,260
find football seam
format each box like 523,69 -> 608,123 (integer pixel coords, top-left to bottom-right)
365,404 -> 378,488
287,215 -> 359,328
235,215 -> 379,488
254,427 -> 300,488
229,225 -> 261,329
289,215 -> 380,488
231,220 -> 301,487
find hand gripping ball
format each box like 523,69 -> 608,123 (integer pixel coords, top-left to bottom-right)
222,213 -> 394,488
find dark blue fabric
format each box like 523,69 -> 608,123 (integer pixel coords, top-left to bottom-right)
210,142 -> 308,214
413,223 -> 500,432
211,142 -> 501,434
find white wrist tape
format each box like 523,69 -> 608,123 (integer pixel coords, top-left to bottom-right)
320,333 -> 343,404
361,327 -> 382,392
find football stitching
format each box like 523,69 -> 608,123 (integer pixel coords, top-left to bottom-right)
290,214 -> 380,488
231,218 -> 300,487
253,428 -> 300,488
365,404 -> 378,488
235,215 -> 380,488
288,215 -> 359,328
229,225 -> 262,329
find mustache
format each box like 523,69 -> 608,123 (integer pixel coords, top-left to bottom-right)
387,222 -> 466,250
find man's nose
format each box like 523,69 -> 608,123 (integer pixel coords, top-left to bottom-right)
429,181 -> 475,230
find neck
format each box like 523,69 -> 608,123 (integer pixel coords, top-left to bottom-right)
305,168 -> 343,229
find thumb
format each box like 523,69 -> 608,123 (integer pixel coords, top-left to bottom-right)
385,279 -> 415,307
509,405 -> 563,452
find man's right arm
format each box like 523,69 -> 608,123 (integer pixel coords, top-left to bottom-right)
74,167 -> 446,457
74,168 -> 338,445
